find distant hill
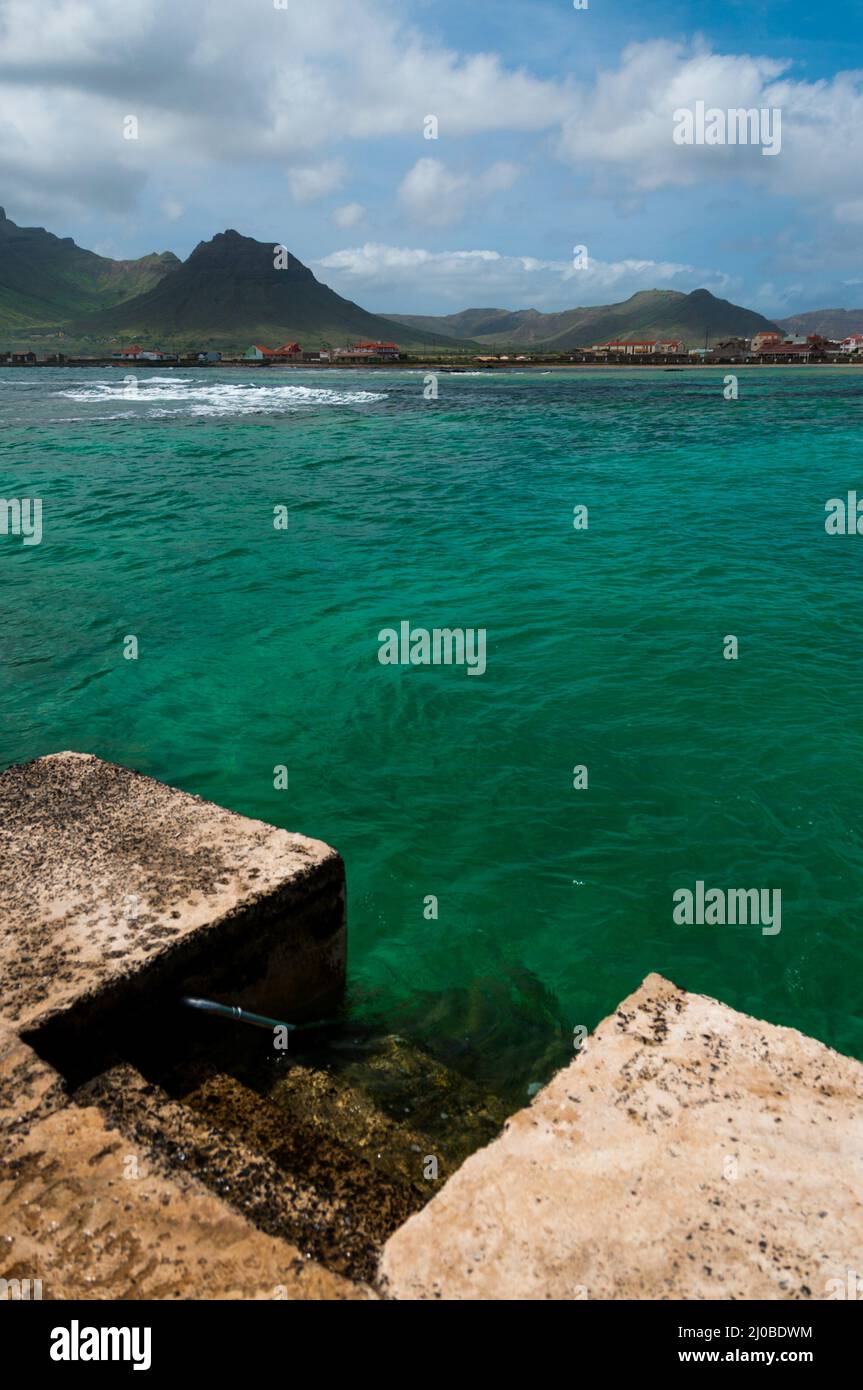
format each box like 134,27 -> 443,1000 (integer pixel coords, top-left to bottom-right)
73,230 -> 469,350
0,212 -> 470,350
0,208 -> 178,330
390,289 -> 778,349
776,308 -> 863,338
2,207 -> 826,354
389,307 -> 555,343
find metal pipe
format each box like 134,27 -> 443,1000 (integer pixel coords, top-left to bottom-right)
181,995 -> 296,1032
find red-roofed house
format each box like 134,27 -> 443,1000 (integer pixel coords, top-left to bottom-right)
751,331 -> 782,353
111,346 -> 176,362
588,340 -> 685,356
756,334 -> 828,361
334,340 -> 401,361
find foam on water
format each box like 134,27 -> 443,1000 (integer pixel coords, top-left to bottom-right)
55,377 -> 388,416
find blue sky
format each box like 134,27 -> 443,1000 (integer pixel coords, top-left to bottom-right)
1,0 -> 861,317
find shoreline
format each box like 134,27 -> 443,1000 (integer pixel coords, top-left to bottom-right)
1,359 -> 861,371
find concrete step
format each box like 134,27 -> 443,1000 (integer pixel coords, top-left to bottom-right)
76,1059 -> 423,1285
74,1022 -> 511,1285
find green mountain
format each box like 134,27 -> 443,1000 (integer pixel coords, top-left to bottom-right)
0,208 -> 785,353
0,208 -> 178,330
390,289 -> 778,349
776,308 -> 863,338
73,230 -> 470,350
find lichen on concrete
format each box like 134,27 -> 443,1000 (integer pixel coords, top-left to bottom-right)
5,751 -> 863,1302
0,751 -> 362,1300
379,973 -> 863,1300
0,1087 -> 372,1300
0,751 -> 346,1033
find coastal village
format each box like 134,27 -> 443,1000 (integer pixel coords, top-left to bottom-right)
2,329 -> 863,368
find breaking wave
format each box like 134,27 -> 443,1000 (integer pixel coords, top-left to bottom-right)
54,377 -> 388,416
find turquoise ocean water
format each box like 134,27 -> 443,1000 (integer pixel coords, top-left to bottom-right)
2,366 -> 861,1101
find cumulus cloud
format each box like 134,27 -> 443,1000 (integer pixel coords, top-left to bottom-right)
0,0 -> 859,307
398,158 -> 523,227
0,0 -> 859,225
287,160 -> 345,203
398,160 -> 469,227
332,202 -> 366,228
0,0 -> 566,216
556,38 -> 863,216
316,242 -> 734,309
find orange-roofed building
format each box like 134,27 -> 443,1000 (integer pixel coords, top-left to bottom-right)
751,331 -> 782,353
348,341 -> 400,359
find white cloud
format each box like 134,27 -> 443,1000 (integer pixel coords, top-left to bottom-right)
287,160 -> 345,203
398,159 -> 468,227
398,158 -> 523,227
556,38 -> 863,216
0,0 -> 860,304
0,0 -> 567,216
477,160 -> 522,194
332,202 -> 365,228
316,242 -> 733,309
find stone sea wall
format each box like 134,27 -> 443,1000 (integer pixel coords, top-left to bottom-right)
1,754 -> 860,1300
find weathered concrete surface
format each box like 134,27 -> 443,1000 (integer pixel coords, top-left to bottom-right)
0,753 -> 364,1299
77,1061 -> 427,1286
0,1028 -> 373,1300
0,1105 -> 372,1300
0,752 -> 345,1033
0,1019 -> 67,1139
6,751 -> 861,1301
380,974 -> 863,1300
